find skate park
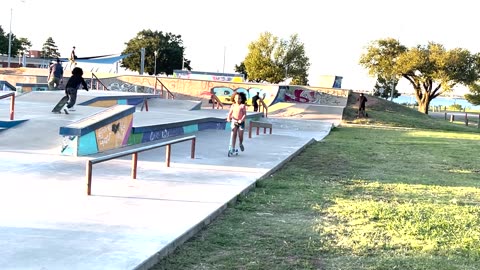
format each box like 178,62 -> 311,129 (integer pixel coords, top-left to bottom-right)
0,69 -> 347,270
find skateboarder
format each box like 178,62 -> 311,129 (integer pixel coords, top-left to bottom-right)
62,67 -> 88,113
226,92 -> 247,155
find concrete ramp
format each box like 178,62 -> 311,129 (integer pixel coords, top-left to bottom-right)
268,102 -> 344,126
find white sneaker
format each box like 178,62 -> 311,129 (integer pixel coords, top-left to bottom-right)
69,106 -> 76,111
62,105 -> 69,114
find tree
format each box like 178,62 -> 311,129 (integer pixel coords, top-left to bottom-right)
373,76 -> 401,99
0,26 -> 8,54
16,37 -> 32,56
283,34 -> 310,85
121,29 -> 191,75
0,26 -> 31,57
465,83 -> 480,105
242,32 -> 310,84
234,61 -> 248,81
41,37 -> 60,59
360,38 -> 480,114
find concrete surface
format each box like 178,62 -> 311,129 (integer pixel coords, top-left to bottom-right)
0,90 -> 341,270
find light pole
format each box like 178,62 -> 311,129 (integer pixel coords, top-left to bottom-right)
8,8 -> 13,68
154,50 -> 157,76
140,47 -> 145,75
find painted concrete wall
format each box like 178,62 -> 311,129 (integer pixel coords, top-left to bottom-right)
0,69 -> 349,107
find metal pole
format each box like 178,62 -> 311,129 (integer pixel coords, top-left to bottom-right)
86,161 -> 92,195
131,153 -> 138,179
166,144 -> 171,167
140,47 -> 145,75
9,94 -> 15,120
8,8 -> 13,68
154,50 -> 157,75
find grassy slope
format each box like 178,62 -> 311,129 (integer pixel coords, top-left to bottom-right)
151,94 -> 480,270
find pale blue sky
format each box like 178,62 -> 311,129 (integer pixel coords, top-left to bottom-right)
1,0 -> 477,93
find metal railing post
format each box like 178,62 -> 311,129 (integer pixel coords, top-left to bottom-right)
191,138 -> 196,159
132,153 -> 138,179
86,161 -> 93,195
166,144 -> 171,167
9,94 -> 15,120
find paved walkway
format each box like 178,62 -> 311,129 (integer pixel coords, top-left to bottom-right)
0,91 -> 342,270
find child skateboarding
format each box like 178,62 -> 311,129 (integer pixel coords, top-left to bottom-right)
226,92 -> 247,156
62,67 -> 88,113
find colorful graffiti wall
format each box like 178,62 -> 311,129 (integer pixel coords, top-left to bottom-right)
1,70 -> 349,107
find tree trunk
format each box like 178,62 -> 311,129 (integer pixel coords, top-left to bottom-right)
417,96 -> 431,114
413,88 -> 430,114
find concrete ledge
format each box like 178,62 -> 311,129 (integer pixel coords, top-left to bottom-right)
59,105 -> 135,136
16,83 -> 48,87
78,94 -> 160,107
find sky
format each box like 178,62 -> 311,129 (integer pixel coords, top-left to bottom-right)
1,0 -> 478,93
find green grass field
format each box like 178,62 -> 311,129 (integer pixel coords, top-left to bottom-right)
151,94 -> 480,270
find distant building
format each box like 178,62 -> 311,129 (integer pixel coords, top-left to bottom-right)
27,50 -> 42,58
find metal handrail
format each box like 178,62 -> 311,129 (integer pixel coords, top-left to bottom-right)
211,94 -> 224,109
90,73 -> 110,90
0,92 -> 15,120
154,77 -> 174,99
259,98 -> 268,118
86,135 -> 196,195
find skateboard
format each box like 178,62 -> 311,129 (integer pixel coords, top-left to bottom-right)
52,96 -> 69,114
227,120 -> 239,157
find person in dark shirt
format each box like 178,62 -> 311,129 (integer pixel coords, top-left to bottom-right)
47,58 -> 63,90
251,92 -> 260,112
62,67 -> 88,113
357,93 -> 368,118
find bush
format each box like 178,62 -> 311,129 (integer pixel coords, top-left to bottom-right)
448,104 -> 463,111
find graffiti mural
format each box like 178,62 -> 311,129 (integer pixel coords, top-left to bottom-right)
275,85 -> 348,106
95,114 -> 133,152
211,86 -> 277,106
